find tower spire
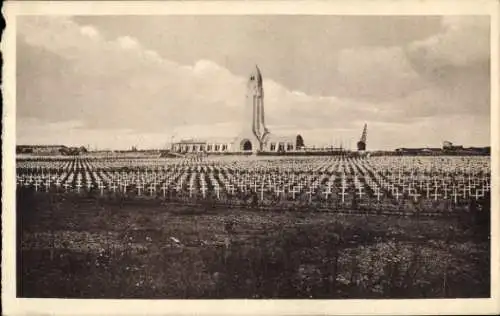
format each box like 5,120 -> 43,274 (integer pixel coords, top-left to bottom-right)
255,65 -> 262,84
360,123 -> 367,143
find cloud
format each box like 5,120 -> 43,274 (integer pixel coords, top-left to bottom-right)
402,16 -> 490,118
408,16 -> 490,68
17,17 -> 244,133
336,45 -> 424,101
79,25 -> 100,39
332,15 -> 490,120
116,36 -> 140,50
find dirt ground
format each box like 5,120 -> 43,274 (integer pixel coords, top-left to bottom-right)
17,188 -> 490,298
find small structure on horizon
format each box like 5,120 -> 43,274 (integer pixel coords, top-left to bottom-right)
357,123 -> 367,151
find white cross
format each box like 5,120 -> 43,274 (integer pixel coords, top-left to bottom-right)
275,187 -> 284,198
121,182 -> 128,193
462,186 -> 469,199
410,190 -> 420,202
214,185 -> 221,200
451,189 -> 459,204
200,184 -> 207,198
290,186 -> 300,200
322,189 -> 331,200
339,189 -> 347,203
357,187 -> 365,199
98,182 -> 105,195
259,183 -> 265,201
401,183 -> 409,193
148,185 -> 156,196
306,188 -> 314,203
432,189 -> 441,201
425,184 -> 432,198
252,182 -> 259,192
136,182 -> 144,196
161,183 -> 169,197
442,186 -> 451,199
393,190 -> 402,201
474,189 -> 483,200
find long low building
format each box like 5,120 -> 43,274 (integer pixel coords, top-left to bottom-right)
172,134 -> 304,154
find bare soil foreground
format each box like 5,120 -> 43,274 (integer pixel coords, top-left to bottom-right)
18,188 -> 490,299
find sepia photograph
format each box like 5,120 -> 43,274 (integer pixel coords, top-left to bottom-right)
2,0 -> 499,315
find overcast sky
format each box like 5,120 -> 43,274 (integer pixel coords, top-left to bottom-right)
16,15 -> 490,150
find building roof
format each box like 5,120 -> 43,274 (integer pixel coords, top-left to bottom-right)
176,139 -> 207,144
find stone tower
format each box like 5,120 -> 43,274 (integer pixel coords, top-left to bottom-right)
240,65 -> 270,152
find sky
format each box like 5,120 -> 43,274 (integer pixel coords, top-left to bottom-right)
16,15 -> 491,150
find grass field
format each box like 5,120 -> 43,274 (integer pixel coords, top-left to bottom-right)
17,187 -> 490,299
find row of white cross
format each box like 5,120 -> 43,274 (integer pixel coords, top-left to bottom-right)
16,158 -> 490,205
17,156 -> 489,173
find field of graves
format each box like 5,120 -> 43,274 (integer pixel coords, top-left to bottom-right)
17,155 -> 491,298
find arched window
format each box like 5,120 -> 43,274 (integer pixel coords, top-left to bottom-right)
296,135 -> 304,149
241,140 -> 252,151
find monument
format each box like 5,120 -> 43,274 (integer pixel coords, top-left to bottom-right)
357,123 -> 367,152
171,65 -> 303,154
239,65 -> 271,152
